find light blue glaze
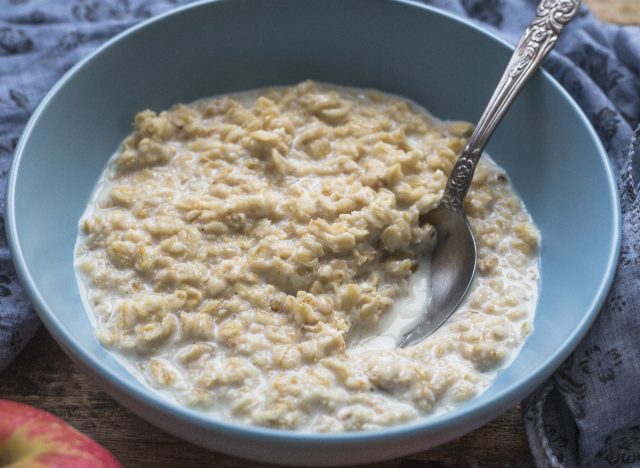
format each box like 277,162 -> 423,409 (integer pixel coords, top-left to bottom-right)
5,0 -> 620,465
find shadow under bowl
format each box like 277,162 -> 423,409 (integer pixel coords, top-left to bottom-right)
6,0 -> 620,465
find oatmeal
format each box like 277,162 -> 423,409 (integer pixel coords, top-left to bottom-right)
75,81 -> 539,431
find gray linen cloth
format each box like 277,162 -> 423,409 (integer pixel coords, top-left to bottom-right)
1,1 -> 638,466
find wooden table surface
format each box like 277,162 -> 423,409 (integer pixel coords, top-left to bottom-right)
1,328 -> 533,467
0,1 -> 635,467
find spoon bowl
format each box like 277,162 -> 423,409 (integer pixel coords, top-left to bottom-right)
399,206 -> 477,347
399,0 -> 581,347
5,0 -> 620,463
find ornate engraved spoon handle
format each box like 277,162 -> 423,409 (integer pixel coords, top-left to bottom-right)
441,0 -> 581,213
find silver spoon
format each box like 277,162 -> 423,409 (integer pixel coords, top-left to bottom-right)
398,0 -> 581,348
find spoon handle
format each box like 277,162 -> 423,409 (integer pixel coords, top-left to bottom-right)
441,0 -> 581,213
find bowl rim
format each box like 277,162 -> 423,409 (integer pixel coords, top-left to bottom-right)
5,0 -> 621,446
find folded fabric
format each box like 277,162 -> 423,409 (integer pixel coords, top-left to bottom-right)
0,0 -> 192,373
424,1 -> 640,465
1,1 -> 638,466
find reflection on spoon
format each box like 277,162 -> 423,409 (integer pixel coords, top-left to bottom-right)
398,0 -> 581,347
348,259 -> 430,354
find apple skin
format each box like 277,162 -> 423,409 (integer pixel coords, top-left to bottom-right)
0,400 -> 121,468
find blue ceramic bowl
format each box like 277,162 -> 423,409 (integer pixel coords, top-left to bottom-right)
6,0 -> 620,465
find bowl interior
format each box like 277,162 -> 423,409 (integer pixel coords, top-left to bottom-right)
7,0 -> 619,464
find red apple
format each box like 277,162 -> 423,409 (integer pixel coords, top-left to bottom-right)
0,400 -> 121,467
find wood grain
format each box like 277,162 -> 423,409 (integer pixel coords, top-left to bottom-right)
584,0 -> 640,25
0,328 -> 534,467
0,3 -> 635,468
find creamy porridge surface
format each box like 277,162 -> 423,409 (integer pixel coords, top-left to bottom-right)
75,81 -> 539,431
